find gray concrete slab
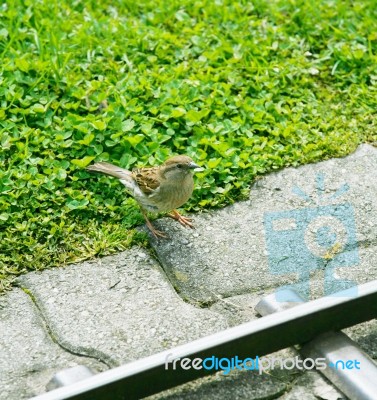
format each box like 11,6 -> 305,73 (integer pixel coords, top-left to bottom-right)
150,144 -> 377,304
0,289 -> 105,400
19,248 -> 228,367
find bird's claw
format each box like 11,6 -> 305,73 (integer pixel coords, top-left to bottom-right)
168,211 -> 195,229
150,227 -> 168,239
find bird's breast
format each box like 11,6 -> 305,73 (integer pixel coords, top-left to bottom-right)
147,175 -> 194,212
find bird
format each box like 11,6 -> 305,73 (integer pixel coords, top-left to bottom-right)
86,155 -> 201,238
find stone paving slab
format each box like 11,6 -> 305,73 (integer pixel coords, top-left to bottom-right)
150,144 -> 377,304
14,247 -> 299,399
19,248 -> 229,367
0,289 -> 106,400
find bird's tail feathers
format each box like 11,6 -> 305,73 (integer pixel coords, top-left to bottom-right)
86,162 -> 132,180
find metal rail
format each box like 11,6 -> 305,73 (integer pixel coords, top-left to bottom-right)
256,288 -> 377,400
32,280 -> 377,400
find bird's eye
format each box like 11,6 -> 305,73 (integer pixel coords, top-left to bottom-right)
176,164 -> 183,169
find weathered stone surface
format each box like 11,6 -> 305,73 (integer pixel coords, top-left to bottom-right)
0,289 -> 105,400
20,248 -> 228,367
150,144 -> 377,304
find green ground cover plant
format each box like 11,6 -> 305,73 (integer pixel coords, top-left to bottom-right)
1,0 -> 376,291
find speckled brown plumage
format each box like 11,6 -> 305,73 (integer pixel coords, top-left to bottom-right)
86,155 -> 201,238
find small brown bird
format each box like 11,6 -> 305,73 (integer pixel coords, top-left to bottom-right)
86,155 -> 201,238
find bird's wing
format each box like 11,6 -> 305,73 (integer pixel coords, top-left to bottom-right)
132,167 -> 161,195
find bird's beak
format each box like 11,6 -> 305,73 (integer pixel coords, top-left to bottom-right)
188,162 -> 204,171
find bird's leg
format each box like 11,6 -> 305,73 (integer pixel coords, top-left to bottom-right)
167,209 -> 195,229
140,209 -> 168,239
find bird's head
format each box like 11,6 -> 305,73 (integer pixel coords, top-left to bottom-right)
161,155 -> 202,181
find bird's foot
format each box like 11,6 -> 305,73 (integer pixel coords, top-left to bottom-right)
141,210 -> 168,239
149,226 -> 168,239
168,210 -> 195,229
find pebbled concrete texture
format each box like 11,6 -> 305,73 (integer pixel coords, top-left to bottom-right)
20,248 -> 228,367
150,144 -> 377,304
16,249 -> 291,400
0,289 -> 106,400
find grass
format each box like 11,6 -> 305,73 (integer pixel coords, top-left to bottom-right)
1,0 -> 376,291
